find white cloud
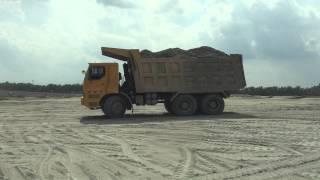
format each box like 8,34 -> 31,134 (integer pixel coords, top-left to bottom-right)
0,0 -> 319,86
96,0 -> 135,8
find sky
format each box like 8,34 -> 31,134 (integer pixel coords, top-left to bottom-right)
0,0 -> 319,87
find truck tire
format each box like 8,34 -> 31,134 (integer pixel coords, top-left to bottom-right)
201,94 -> 224,115
102,96 -> 126,118
164,101 -> 173,114
171,95 -> 197,116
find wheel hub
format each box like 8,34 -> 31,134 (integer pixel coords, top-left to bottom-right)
181,102 -> 190,110
112,102 -> 123,114
209,101 -> 218,109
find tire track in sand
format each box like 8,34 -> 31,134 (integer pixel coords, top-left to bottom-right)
195,152 -> 231,173
50,126 -> 121,180
196,152 -> 320,180
66,144 -> 129,180
107,136 -> 173,176
174,147 -> 193,179
38,142 -> 53,180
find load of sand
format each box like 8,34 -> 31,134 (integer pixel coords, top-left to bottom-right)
140,46 -> 228,58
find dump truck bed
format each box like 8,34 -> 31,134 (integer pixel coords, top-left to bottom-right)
101,47 -> 246,94
133,55 -> 246,93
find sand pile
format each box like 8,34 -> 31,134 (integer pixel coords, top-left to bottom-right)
141,46 -> 228,58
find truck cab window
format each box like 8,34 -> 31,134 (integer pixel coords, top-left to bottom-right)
90,66 -> 105,80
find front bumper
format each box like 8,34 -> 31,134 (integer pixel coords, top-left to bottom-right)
81,95 -> 101,109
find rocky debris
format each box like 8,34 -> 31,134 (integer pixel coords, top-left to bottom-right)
140,46 -> 229,58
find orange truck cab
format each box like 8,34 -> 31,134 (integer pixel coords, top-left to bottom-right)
81,63 -> 119,109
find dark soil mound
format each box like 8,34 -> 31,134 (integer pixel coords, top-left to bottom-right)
188,46 -> 228,57
141,46 -> 228,58
140,48 -> 187,58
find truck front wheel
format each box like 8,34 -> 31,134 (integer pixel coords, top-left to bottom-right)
201,94 -> 224,115
171,95 -> 197,116
102,96 -> 126,118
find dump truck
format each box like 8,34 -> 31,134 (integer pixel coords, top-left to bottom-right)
81,47 -> 246,118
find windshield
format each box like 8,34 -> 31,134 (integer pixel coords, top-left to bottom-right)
89,66 -> 105,80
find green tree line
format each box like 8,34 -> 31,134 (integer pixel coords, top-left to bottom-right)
0,82 -> 82,93
1,82 -> 320,96
239,84 -> 320,96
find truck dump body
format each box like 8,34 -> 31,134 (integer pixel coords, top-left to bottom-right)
101,47 -> 246,94
133,55 -> 246,93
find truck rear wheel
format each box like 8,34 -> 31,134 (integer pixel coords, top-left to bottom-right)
201,94 -> 224,115
171,95 -> 197,116
102,96 -> 126,118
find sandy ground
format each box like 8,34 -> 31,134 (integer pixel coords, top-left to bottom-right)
0,96 -> 320,180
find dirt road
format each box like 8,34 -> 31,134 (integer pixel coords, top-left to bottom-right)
0,96 -> 320,180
